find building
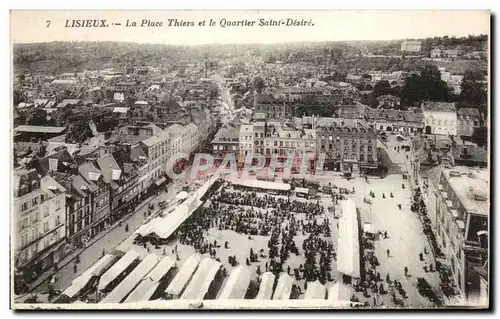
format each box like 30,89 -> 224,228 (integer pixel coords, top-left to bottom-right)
422,101 -> 457,136
457,108 -> 481,137
14,125 -> 67,142
184,123 -> 200,154
14,170 -> 67,285
376,94 -> 401,109
401,40 -> 422,53
426,167 -> 488,302
365,108 -> 424,134
210,124 -> 240,163
239,124 -> 254,161
317,125 -> 378,174
262,121 -> 317,169
78,162 -> 110,237
107,148 -> 148,221
254,94 -> 292,119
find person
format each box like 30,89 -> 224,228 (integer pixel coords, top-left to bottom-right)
386,273 -> 390,283
390,192 -> 394,198
386,249 -> 390,257
424,247 -> 428,254
419,252 -> 424,261
73,264 -> 78,273
398,204 -> 402,210
429,264 -> 434,272
382,193 -> 385,199
384,231 -> 388,239
404,266 -> 408,277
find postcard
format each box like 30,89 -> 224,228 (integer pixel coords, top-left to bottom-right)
10,10 -> 490,310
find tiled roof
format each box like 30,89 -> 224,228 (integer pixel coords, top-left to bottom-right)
457,107 -> 480,117
422,101 -> 456,113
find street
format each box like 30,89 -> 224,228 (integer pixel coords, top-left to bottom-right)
31,183 -> 181,297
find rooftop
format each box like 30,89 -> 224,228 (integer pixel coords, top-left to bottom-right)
14,125 -> 66,134
422,101 -> 456,113
443,167 -> 489,216
457,107 -> 480,117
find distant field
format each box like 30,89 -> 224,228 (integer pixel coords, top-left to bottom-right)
427,59 -> 487,75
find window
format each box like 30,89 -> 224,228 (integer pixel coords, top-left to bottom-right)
21,201 -> 28,212
351,154 -> 356,160
31,228 -> 38,242
20,217 -> 29,230
43,206 -> 49,217
368,154 -> 373,162
21,232 -> 29,247
328,136 -> 333,141
32,197 -> 39,206
328,144 -> 333,150
368,145 -> 373,152
232,145 -> 236,151
43,221 -> 49,233
56,215 -> 61,226
274,141 -> 278,147
279,141 -> 283,147
360,154 -> 365,162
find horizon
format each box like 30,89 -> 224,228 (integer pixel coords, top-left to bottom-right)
12,33 -> 489,47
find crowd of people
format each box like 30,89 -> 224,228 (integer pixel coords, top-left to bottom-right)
175,184 -> 338,291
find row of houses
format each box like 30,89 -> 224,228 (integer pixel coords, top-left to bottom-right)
211,116 -> 379,175
13,118 -> 217,289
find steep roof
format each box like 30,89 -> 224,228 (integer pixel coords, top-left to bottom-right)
96,154 -> 122,185
422,101 -> 456,113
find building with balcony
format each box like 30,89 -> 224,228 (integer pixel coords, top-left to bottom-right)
317,125 -> 378,174
14,169 -> 67,285
426,166 -> 488,302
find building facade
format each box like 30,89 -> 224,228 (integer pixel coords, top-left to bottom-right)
317,126 -> 378,174
239,124 -> 254,161
422,101 -> 458,136
426,167 -> 488,302
401,40 -> 422,53
14,170 -> 67,285
457,108 -> 481,137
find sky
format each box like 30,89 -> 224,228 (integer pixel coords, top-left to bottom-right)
11,10 -> 490,45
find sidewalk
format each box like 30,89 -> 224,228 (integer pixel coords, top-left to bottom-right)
17,185 -> 178,298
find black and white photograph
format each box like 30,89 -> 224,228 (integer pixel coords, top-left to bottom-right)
9,10 -> 490,310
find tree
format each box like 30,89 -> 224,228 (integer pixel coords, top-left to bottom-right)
460,69 -> 487,107
471,126 -> 488,147
66,120 -> 93,143
253,76 -> 266,93
401,65 -> 452,107
96,115 -> 119,132
26,108 -> 50,126
51,108 -> 74,127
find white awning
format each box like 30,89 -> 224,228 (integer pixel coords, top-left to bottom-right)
180,258 -> 221,300
165,253 -> 202,297
294,187 -> 309,194
100,254 -> 159,304
175,191 -> 189,200
230,179 -> 291,191
304,281 -> 326,300
336,200 -> 361,278
123,255 -> 176,302
218,266 -> 251,299
255,272 -> 275,300
272,274 -> 293,300
98,250 -> 140,291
